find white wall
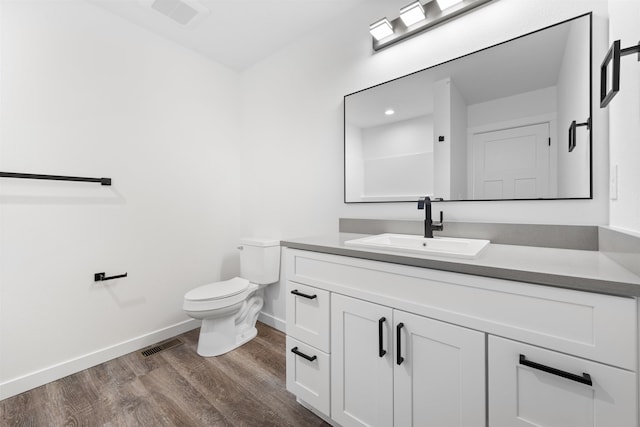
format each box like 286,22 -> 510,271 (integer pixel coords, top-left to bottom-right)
608,0 -> 640,233
467,87 -> 557,129
345,123 -> 364,201
557,16 -> 591,198
450,81 -> 467,200
241,0 -> 610,328
362,115 -> 434,199
0,1 -> 242,398
362,116 -> 433,159
433,78 -> 467,200
434,78 -> 452,199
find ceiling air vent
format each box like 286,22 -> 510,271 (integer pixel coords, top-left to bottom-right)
140,0 -> 210,28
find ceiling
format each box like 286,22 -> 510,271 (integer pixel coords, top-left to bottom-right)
89,0 -> 372,71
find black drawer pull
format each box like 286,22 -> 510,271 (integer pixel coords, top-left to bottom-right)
378,317 -> 387,357
291,346 -> 317,362
519,354 -> 592,386
291,289 -> 317,300
396,323 -> 405,365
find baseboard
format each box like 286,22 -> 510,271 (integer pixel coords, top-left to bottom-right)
297,397 -> 336,426
258,311 -> 286,333
0,318 -> 199,401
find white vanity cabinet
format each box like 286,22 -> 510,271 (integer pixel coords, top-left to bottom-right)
331,294 -> 486,427
284,248 -> 639,427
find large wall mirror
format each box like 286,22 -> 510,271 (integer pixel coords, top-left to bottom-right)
344,13 -> 592,203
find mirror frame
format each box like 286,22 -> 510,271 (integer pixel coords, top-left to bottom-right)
344,12 -> 593,204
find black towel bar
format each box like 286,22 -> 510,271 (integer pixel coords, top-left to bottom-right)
0,172 -> 111,186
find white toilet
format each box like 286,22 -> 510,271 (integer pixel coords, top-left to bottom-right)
183,238 -> 280,357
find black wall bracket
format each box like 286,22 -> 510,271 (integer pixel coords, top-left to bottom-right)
568,117 -> 591,152
600,39 -> 640,108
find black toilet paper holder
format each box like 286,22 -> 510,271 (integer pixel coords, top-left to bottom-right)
94,272 -> 128,282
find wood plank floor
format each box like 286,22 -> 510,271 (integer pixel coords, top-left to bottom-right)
0,323 -> 330,427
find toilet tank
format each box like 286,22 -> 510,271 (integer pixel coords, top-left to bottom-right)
239,238 -> 281,284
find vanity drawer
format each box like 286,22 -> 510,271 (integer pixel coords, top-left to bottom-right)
286,281 -> 330,352
488,336 -> 637,427
286,249 -> 637,370
286,336 -> 330,418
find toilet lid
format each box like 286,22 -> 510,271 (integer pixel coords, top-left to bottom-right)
184,277 -> 250,301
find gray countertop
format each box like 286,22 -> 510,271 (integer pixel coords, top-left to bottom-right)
281,233 -> 640,297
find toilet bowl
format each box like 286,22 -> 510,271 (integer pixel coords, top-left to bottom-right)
183,238 -> 280,357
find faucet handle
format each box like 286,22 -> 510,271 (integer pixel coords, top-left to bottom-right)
433,211 -> 444,231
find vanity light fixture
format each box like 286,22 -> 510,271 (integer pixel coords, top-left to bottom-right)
600,39 -> 640,108
371,0 -> 494,51
369,18 -> 394,41
399,1 -> 426,27
385,109 -> 395,115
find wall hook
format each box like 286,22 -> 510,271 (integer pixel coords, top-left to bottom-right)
94,272 -> 128,282
600,39 -> 640,108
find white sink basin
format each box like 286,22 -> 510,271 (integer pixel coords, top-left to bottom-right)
344,233 -> 490,259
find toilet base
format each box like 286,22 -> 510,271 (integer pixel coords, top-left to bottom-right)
195,291 -> 264,357
196,323 -> 258,357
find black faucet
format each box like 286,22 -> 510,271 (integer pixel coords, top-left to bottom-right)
417,196 -> 444,238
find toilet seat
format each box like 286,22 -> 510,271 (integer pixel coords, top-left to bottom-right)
183,277 -> 254,312
184,277 -> 250,302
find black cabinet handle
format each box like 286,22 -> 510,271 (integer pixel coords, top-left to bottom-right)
519,354 -> 592,386
396,323 -> 405,365
378,317 -> 387,357
291,346 -> 317,362
291,289 -> 317,300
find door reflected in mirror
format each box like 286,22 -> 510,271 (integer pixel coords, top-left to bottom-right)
344,13 -> 592,203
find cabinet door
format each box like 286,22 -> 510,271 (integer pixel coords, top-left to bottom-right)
489,336 -> 637,427
331,294 -> 393,427
394,310 -> 486,427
